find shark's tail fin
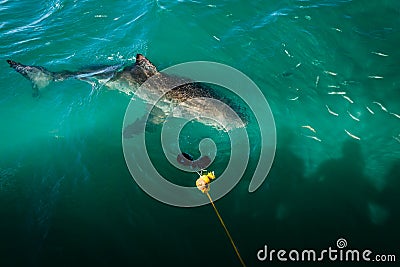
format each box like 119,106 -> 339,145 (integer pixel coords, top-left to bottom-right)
7,59 -> 122,97
7,60 -> 55,97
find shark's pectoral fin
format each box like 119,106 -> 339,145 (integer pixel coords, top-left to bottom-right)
122,104 -> 167,138
123,116 -> 148,138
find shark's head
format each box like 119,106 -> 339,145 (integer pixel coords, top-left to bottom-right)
131,54 -> 158,83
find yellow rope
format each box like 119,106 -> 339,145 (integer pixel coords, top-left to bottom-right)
206,192 -> 247,267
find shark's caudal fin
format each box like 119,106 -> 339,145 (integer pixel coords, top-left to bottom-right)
7,59 -> 123,97
7,60 -> 55,97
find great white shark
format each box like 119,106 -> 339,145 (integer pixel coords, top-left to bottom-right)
7,54 -> 277,194
7,54 -> 248,132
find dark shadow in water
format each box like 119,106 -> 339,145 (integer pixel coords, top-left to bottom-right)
376,159 -> 400,249
266,129 -> 306,220
245,128 -> 308,250
298,140 -> 377,246
254,138 -> 379,254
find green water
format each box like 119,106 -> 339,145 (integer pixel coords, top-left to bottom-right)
1,0 -> 399,266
